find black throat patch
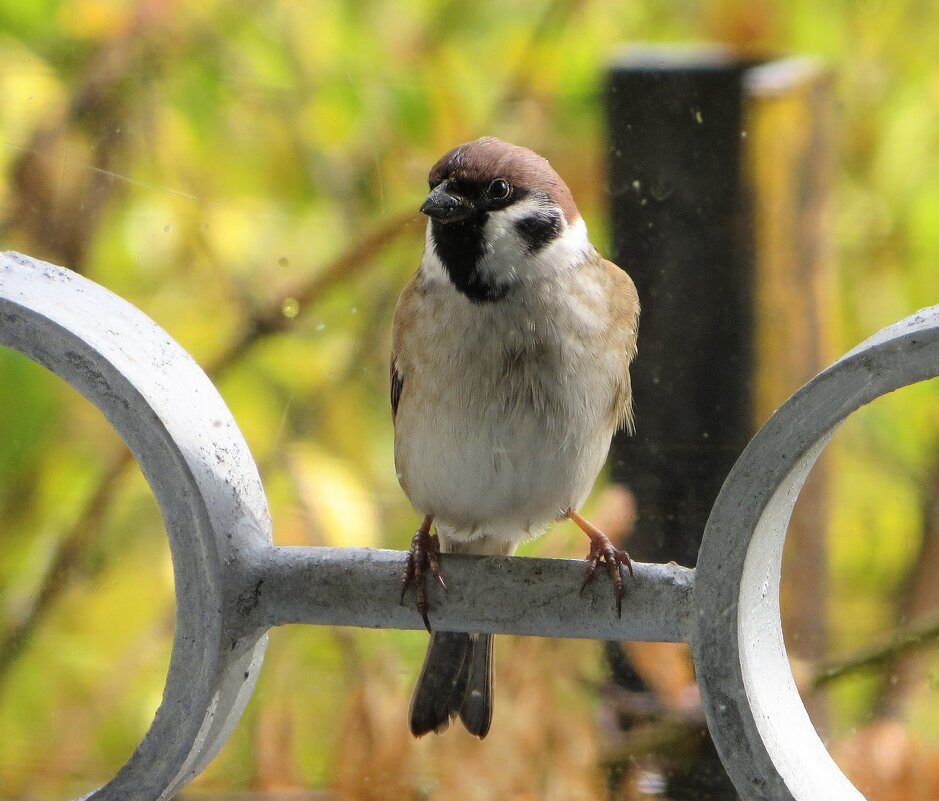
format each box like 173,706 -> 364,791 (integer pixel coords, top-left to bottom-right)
430,215 -> 509,304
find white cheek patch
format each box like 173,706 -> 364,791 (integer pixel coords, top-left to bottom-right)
481,204 -> 590,284
537,216 -> 590,276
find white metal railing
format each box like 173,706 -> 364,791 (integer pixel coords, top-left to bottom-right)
1,251 -> 937,801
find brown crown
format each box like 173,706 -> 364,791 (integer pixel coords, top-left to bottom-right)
428,137 -> 579,223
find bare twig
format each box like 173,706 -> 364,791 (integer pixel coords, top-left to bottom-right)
812,612 -> 939,689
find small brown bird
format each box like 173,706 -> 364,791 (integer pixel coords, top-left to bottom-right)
391,137 -> 639,739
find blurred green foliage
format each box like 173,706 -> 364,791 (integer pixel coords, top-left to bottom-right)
0,0 -> 938,798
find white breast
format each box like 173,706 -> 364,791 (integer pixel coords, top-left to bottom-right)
394,220 -> 622,551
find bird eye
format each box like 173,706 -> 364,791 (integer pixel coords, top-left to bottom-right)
488,178 -> 511,200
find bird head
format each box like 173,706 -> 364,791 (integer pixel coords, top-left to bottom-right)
419,137 -> 588,303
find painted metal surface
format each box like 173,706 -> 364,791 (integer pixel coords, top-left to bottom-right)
694,305 -> 939,800
0,252 -> 272,801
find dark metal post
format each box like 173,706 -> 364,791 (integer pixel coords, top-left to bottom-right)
606,48 -> 757,569
603,47 -> 833,801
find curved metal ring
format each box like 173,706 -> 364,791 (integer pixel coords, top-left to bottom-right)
0,252 -> 272,801
693,305 -> 939,801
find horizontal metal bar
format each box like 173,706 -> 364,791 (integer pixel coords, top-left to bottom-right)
236,546 -> 696,643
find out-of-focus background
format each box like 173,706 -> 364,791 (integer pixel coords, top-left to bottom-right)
0,1 -> 937,799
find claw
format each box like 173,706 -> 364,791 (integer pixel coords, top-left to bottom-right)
400,516 -> 445,632
567,508 -> 633,618
580,553 -> 600,596
428,547 -> 446,591
399,548 -> 416,605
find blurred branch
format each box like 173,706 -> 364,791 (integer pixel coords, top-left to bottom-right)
875,447 -> 939,713
812,611 -> 939,689
494,0 -> 591,115
1,3 -> 172,269
600,717 -> 709,769
804,448 -> 939,700
0,450 -> 133,683
0,208 -> 421,687
207,208 -> 420,376
595,683 -> 708,770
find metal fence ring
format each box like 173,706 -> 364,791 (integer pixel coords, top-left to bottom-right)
0,252 -> 273,801
693,305 -> 939,801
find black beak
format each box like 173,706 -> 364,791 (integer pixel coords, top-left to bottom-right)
420,183 -> 474,223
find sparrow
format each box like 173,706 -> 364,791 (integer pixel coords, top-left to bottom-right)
391,137 -> 639,739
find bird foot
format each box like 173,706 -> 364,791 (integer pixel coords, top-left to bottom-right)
400,517 -> 446,632
570,511 -> 633,618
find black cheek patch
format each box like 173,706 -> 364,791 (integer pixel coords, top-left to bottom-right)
514,211 -> 563,254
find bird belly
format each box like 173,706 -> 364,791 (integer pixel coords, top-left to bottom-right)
394,372 -> 612,548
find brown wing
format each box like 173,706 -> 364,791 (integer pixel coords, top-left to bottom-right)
601,257 -> 640,434
390,356 -> 404,422
390,272 -> 426,424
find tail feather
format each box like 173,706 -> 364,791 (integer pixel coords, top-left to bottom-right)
458,633 -> 493,738
409,631 -> 494,738
409,631 -> 471,736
